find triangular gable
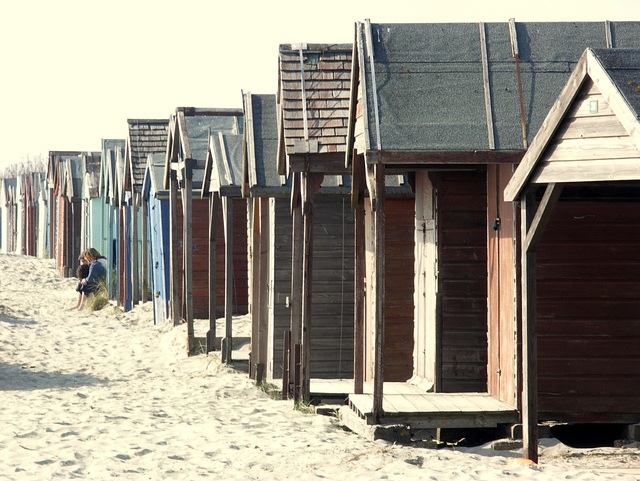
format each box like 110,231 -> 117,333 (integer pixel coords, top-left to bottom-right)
505,48 -> 640,201
204,131 -> 244,197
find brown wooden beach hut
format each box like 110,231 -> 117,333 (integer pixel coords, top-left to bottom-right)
244,91 -> 367,386
47,151 -> 84,277
342,20 -> 640,440
164,107 -> 247,354
20,172 -> 43,257
504,47 -> 640,461
278,42 -> 415,400
277,43 -> 357,399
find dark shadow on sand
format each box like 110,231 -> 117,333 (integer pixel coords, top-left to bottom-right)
0,361 -> 108,391
0,304 -> 38,326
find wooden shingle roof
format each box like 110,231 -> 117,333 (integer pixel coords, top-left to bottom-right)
126,119 -> 169,192
277,43 -> 352,175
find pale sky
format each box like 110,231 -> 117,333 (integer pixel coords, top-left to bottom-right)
0,0 -> 636,171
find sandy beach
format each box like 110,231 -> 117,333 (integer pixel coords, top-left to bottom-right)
0,253 -> 639,480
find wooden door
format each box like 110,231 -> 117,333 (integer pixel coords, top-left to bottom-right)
413,172 -> 438,390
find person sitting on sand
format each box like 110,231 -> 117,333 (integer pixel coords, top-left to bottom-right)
67,263 -> 90,311
79,248 -> 108,310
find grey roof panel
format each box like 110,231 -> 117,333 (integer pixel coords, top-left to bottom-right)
251,94 -> 281,190
185,114 -> 243,162
361,21 -> 640,153
592,48 -> 640,118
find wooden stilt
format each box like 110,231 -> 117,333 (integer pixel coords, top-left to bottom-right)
207,193 -> 218,353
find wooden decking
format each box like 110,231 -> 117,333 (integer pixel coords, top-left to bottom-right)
346,382 -> 517,429
311,380 -> 517,432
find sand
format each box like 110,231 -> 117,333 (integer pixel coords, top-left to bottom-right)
0,253 -> 639,480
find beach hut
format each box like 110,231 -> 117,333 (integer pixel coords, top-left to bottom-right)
21,172 -> 46,258
48,151 -> 84,277
36,173 -> 49,258
244,91 -> 359,386
277,43 -> 415,400
0,178 -> 17,254
123,119 -> 170,307
342,20 -> 640,443
99,139 -> 126,299
80,152 -> 103,254
15,175 -> 25,255
142,153 -> 171,324
277,43 -> 355,398
504,47 -> 640,461
164,107 -> 247,354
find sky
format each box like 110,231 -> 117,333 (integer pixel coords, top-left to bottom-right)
0,0 -> 637,172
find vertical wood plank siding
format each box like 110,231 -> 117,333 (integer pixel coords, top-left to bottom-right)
536,201 -> 640,421
176,198 -> 248,319
434,171 -> 488,393
272,198 -> 355,379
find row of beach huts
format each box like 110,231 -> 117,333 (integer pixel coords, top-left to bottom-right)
2,20 -> 640,461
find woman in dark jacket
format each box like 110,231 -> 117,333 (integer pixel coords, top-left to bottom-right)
80,248 -> 108,295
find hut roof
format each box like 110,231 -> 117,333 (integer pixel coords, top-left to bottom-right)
504,48 -> 640,201
47,151 -> 81,192
0,178 -> 17,205
100,139 -> 125,201
243,93 -> 288,196
165,108 -> 243,194
277,43 -> 352,175
348,20 -> 640,166
126,119 -> 169,193
203,131 -> 244,197
142,153 -> 168,200
83,153 -> 102,199
244,92 -> 408,198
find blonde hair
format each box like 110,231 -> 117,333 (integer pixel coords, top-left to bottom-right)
85,247 -> 103,262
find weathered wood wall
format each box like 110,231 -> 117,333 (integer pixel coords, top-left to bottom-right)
269,198 -> 355,379
536,199 -> 640,422
364,197 -> 415,383
176,197 -> 248,319
148,195 -> 170,324
432,171 -> 488,393
487,163 -> 519,407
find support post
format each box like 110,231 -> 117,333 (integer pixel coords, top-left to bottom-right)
353,157 -> 365,395
141,194 -> 148,303
521,192 -> 538,463
207,193 -> 218,352
249,199 -> 259,377
169,170 -> 180,326
300,171 -> 322,401
132,192 -> 139,306
257,198 -> 269,374
283,330 -> 291,400
372,163 -> 386,423
222,196 -> 234,364
183,165 -> 195,354
290,177 -> 303,388
294,343 -> 302,404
